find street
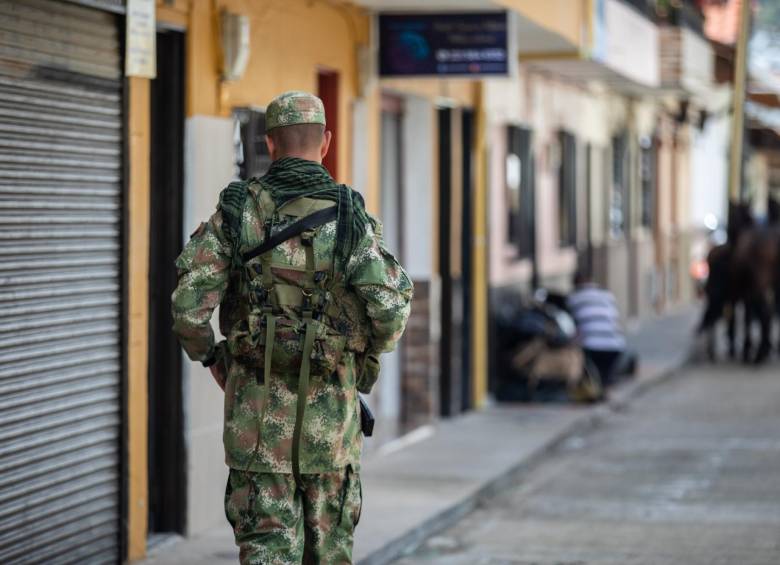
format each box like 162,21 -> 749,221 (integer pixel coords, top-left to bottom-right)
395,362 -> 780,565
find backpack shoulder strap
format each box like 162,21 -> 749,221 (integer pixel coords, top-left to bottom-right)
241,205 -> 337,264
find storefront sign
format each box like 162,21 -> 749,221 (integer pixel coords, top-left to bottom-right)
125,0 -> 156,78
379,12 -> 509,77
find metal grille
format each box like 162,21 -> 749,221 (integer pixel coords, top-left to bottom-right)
0,0 -> 122,563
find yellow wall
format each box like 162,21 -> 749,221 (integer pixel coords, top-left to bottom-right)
499,0 -> 587,51
472,82 -> 489,409
184,0 -> 370,186
126,76 -> 151,562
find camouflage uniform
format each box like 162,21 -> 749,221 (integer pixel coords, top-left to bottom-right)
172,91 -> 412,564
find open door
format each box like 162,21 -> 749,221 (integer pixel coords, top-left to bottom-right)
147,29 -> 186,542
438,107 -> 471,417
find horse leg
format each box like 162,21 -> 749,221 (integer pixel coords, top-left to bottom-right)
776,289 -> 780,355
742,301 -> 754,364
755,297 -> 773,364
698,297 -> 722,362
726,302 -> 737,360
706,326 -> 717,362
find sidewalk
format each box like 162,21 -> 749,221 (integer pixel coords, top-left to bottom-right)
143,305 -> 699,565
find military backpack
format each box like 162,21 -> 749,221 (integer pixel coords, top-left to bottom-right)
218,179 -> 373,481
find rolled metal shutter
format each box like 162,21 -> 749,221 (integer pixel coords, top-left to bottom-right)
0,0 -> 122,563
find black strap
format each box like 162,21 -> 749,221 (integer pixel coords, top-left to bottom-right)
242,206 -> 338,263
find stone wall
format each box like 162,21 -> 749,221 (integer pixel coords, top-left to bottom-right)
401,280 -> 438,431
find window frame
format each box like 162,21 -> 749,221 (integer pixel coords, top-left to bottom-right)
506,125 -> 535,260
558,130 -> 578,248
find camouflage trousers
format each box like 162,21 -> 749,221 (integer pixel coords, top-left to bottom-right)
224,466 -> 362,565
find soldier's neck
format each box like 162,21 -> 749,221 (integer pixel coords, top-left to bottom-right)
274,151 -> 323,164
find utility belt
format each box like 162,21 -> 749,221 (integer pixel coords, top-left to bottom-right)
228,283 -> 346,381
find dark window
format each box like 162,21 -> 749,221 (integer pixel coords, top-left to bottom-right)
234,108 -> 271,179
506,126 -> 534,259
640,136 -> 657,228
611,132 -> 629,238
558,130 -> 577,247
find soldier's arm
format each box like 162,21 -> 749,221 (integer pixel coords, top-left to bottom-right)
347,223 -> 413,357
171,210 -> 232,365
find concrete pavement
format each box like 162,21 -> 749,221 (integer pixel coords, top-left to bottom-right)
143,306 -> 699,565
396,362 -> 780,565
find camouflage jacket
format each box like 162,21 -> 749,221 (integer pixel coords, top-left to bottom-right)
172,179 -> 412,474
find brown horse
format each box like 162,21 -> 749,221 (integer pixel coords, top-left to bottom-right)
699,199 -> 780,364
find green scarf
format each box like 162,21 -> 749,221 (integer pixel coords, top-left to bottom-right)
258,157 -> 373,269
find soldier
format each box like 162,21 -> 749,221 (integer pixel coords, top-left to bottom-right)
171,91 -> 412,564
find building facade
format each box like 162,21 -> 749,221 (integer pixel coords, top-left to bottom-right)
0,0 -> 758,562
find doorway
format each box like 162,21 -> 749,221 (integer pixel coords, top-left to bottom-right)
438,107 -> 474,417
317,70 -> 339,179
147,29 -> 186,540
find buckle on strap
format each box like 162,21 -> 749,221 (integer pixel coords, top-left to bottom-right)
300,229 -> 315,247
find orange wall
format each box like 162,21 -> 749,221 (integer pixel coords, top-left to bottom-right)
126,76 -> 151,562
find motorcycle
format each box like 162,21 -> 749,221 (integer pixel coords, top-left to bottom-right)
494,289 -> 603,403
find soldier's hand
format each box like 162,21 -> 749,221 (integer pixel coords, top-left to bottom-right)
209,364 -> 227,391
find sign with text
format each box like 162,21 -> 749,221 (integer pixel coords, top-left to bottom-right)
379,12 -> 508,77
125,0 -> 156,78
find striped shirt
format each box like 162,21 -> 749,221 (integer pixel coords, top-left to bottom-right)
567,284 -> 626,351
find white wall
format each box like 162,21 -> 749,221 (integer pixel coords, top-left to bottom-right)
182,115 -> 235,535
351,96 -> 370,198
374,111 -> 403,436
601,0 -> 660,88
690,113 -> 729,228
681,28 -> 715,95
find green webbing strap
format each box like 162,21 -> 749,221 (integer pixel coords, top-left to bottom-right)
292,311 -> 316,487
260,253 -> 276,306
245,307 -> 275,471
292,236 -> 318,487
301,230 -> 316,293
242,206 -> 337,264
261,310 -> 276,386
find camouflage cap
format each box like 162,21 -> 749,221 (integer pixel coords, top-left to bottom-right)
265,91 -> 326,131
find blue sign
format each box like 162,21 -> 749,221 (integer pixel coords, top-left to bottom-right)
379,12 -> 509,77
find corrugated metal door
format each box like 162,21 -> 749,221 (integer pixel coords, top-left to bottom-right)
0,0 -> 122,562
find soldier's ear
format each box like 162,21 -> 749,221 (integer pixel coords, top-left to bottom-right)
320,130 -> 332,161
266,134 -> 277,161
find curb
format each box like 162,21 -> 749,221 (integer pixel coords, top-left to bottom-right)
356,353 -> 691,565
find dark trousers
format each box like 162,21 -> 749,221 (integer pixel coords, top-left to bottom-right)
584,349 -> 626,386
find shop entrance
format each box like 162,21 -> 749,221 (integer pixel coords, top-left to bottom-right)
0,1 -> 123,561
